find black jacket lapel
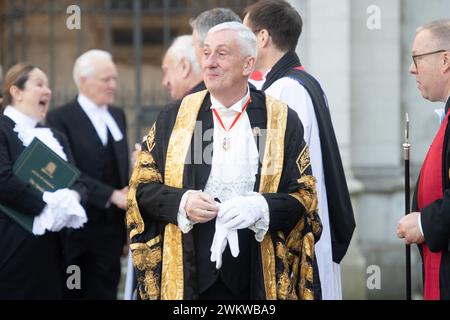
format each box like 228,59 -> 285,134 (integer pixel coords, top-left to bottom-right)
108,109 -> 128,187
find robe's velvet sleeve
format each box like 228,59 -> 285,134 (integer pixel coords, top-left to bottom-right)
421,190 -> 450,252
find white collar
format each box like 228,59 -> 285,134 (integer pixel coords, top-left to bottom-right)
3,106 -> 67,160
78,94 -> 107,114
3,105 -> 38,128
210,86 -> 251,113
77,94 -> 123,145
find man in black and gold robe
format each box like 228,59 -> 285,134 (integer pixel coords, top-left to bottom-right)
127,22 -> 322,300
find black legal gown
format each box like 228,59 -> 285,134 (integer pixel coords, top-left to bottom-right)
0,115 -> 86,299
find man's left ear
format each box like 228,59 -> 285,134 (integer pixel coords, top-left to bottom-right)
180,57 -> 191,79
443,52 -> 450,73
243,56 -> 256,76
258,29 -> 270,49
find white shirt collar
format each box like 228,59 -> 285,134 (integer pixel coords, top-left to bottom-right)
78,94 -> 107,114
77,94 -> 123,145
3,105 -> 38,128
3,106 -> 68,160
210,86 -> 251,113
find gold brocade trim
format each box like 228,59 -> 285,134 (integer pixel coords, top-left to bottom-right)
259,95 -> 288,194
164,90 -> 208,188
161,224 -> 184,300
261,235 -> 277,300
275,241 -> 290,300
146,123 -> 156,152
130,235 -> 162,300
296,146 -> 311,175
130,235 -> 162,250
288,175 -> 317,215
282,217 -> 307,300
286,218 -> 306,250
126,123 -> 164,299
143,270 -> 160,300
258,95 -> 288,300
292,175 -> 321,239
161,90 -> 208,300
298,232 -> 315,300
127,124 -> 162,240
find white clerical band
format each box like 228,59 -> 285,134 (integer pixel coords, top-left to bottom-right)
100,110 -> 124,143
78,94 -> 123,146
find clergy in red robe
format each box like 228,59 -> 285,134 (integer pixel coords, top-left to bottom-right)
397,19 -> 450,300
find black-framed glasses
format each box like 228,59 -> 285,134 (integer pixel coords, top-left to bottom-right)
412,49 -> 447,68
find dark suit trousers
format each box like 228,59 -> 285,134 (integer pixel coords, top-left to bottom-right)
198,278 -> 250,300
63,208 -> 125,300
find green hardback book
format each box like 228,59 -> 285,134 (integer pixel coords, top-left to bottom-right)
0,138 -> 80,233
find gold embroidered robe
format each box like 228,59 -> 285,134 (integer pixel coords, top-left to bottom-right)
126,89 -> 322,300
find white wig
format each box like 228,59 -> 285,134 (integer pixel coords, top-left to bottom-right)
73,49 -> 113,88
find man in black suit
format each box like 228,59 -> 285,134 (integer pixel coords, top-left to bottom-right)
46,49 -> 129,299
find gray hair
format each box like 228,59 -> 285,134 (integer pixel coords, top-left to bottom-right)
190,8 -> 241,46
73,49 -> 113,88
417,19 -> 450,49
167,35 -> 200,74
207,22 -> 257,59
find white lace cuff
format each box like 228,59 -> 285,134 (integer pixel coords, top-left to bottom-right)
246,192 -> 270,242
177,190 -> 201,234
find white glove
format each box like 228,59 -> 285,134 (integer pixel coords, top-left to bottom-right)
210,218 -> 239,269
218,193 -> 268,230
32,188 -> 87,235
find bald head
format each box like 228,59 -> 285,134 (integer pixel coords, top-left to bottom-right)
416,19 -> 450,50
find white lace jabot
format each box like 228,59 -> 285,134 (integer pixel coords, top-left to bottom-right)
205,89 -> 258,201
177,90 -> 260,233
3,106 -> 68,160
